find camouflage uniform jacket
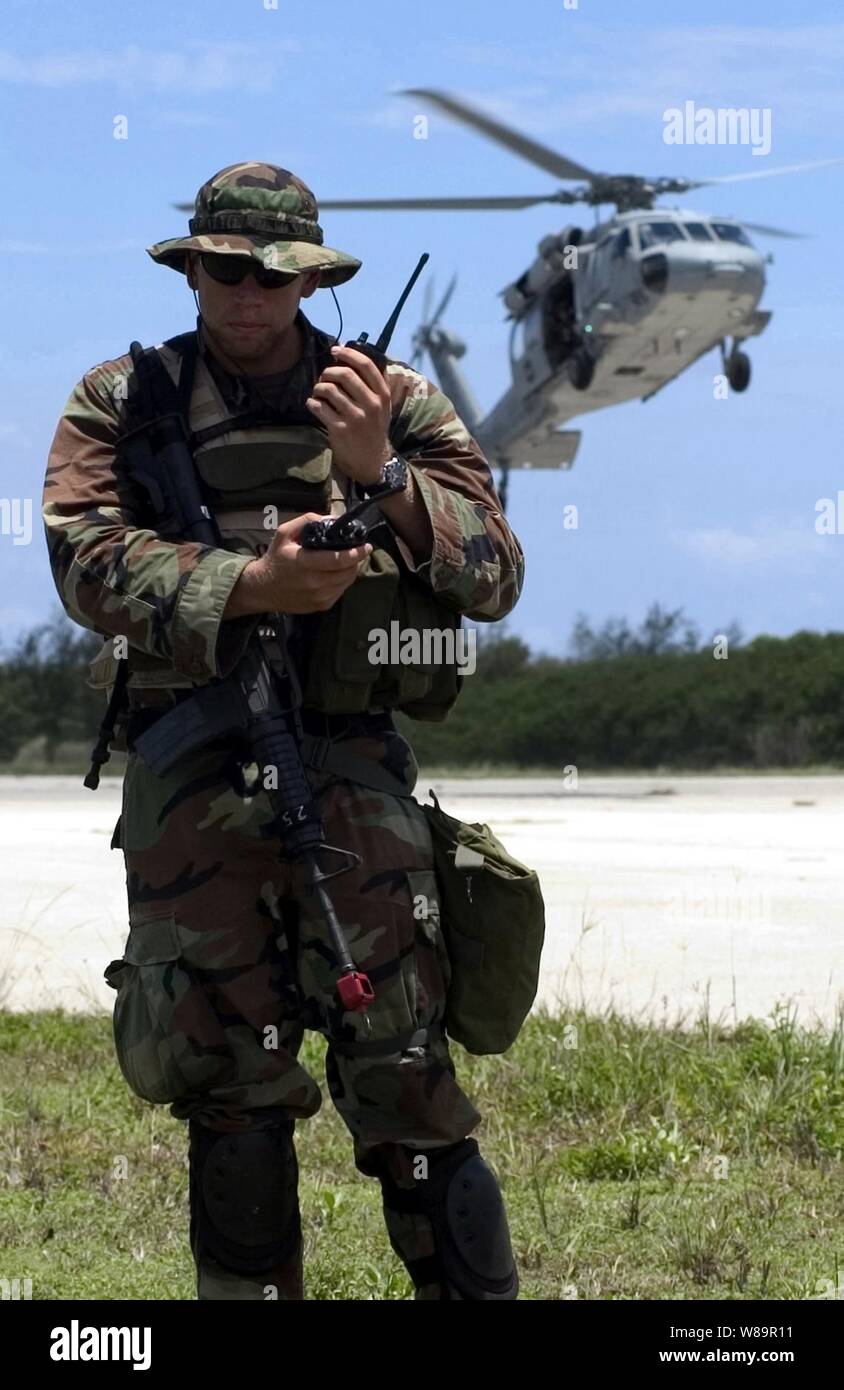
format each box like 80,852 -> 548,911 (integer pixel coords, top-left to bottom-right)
43,311 -> 525,714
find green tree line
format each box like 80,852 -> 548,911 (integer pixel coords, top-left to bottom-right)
2,605 -> 843,769
397,606 -> 844,770
0,618 -> 101,763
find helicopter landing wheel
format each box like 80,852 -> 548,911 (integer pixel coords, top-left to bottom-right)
727,349 -> 751,393
567,347 -> 595,391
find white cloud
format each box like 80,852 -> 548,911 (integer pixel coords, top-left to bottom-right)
0,40 -> 300,93
440,23 -> 844,136
673,522 -> 834,568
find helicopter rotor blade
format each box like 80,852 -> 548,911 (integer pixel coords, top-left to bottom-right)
742,221 -> 810,240
400,88 -> 597,183
411,280 -> 432,368
421,278 -> 434,325
430,274 -> 457,329
688,156 -> 844,188
410,272 -> 457,370
318,193 -> 558,211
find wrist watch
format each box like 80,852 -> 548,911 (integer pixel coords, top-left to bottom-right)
359,453 -> 408,499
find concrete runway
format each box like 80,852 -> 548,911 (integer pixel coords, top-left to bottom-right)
1,773 -> 841,1025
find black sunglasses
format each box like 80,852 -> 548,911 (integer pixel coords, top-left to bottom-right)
199,253 -> 299,289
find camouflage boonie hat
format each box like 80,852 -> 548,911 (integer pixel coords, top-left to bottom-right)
147,162 -> 361,288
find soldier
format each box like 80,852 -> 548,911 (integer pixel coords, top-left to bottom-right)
43,163 -> 525,1301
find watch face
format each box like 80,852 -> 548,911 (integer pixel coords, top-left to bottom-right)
368,455 -> 406,497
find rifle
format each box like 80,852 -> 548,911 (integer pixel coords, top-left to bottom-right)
89,255 -> 429,1017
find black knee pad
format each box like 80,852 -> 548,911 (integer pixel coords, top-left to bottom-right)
189,1120 -> 301,1274
382,1138 -> 519,1300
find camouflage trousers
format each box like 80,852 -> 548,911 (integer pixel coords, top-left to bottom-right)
105,726 -> 483,1299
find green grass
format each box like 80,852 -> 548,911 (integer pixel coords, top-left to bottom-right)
1,1004 -> 843,1300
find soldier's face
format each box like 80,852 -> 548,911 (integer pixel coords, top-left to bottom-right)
188,253 -> 320,365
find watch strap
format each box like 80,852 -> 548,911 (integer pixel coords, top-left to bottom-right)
361,453 -> 408,499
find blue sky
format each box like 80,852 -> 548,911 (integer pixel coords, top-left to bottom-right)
2,0 -> 843,655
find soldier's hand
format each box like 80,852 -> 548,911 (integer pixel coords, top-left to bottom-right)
306,345 -> 393,485
224,514 -> 371,618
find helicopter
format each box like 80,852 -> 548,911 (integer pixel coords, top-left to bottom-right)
316,89 -> 843,508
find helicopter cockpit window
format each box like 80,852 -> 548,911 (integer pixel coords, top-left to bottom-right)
636,221 -> 686,249
612,228 -> 631,258
711,222 -> 752,246
684,222 -> 716,241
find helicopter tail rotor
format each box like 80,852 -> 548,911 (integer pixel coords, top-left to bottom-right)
411,272 -> 458,368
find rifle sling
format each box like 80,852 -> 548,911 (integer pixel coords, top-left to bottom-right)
84,337 -> 198,789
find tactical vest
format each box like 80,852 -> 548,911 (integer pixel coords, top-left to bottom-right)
91,333 -> 462,722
